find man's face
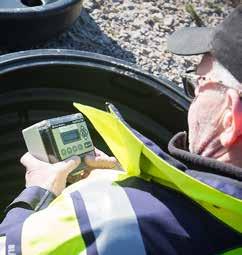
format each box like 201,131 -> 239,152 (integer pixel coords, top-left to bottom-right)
188,54 -> 227,156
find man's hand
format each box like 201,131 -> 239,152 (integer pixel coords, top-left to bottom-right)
20,153 -> 81,196
67,148 -> 120,183
21,148 -> 120,194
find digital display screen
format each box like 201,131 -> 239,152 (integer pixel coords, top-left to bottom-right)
61,129 -> 80,145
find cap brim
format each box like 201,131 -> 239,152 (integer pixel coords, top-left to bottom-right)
167,27 -> 213,56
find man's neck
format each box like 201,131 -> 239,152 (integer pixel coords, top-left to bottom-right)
190,130 -> 242,168
168,132 -> 242,181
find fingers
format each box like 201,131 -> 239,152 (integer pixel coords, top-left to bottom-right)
84,154 -> 117,169
55,156 -> 81,175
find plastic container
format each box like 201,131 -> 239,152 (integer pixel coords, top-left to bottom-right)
0,0 -> 83,48
0,49 -> 190,219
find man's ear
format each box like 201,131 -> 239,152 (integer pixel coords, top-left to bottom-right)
220,89 -> 242,147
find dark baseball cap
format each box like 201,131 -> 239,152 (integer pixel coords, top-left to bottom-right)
167,5 -> 242,83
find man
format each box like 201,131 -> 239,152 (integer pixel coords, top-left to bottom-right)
1,5 -> 242,255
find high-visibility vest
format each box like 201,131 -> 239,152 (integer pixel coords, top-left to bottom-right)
73,103 -> 242,255
20,169 -> 147,255
73,103 -> 242,234
2,103 -> 241,255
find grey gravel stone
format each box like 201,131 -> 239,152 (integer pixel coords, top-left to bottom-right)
163,16 -> 174,26
0,0 -> 234,88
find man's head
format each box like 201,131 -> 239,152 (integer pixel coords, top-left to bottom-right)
168,5 -> 242,166
188,53 -> 242,158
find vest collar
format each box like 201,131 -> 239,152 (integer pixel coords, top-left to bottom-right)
168,132 -> 242,181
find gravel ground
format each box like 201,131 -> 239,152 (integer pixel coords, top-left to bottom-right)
3,1 -> 235,86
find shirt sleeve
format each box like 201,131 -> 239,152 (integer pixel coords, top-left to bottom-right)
0,187 -> 56,255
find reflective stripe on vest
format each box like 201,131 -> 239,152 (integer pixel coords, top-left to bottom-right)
0,236 -> 6,255
74,103 -> 242,233
21,170 -> 146,255
64,169 -> 146,255
21,192 -> 86,255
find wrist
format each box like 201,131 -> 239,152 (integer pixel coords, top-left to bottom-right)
5,186 -> 56,214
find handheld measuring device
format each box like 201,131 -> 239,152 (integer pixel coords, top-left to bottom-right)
22,113 -> 95,176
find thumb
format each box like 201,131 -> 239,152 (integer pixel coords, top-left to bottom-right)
55,156 -> 81,175
20,152 -> 45,169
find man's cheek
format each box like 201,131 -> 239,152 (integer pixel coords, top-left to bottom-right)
188,111 -> 198,145
188,102 -> 200,130
188,101 -> 204,151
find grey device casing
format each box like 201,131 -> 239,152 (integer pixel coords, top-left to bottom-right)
22,113 -> 95,175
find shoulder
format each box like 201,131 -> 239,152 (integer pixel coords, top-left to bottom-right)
63,171 -> 190,254
63,170 -> 148,255
62,170 -> 242,255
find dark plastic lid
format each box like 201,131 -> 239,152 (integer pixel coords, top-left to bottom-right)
0,49 -> 189,220
0,0 -> 83,48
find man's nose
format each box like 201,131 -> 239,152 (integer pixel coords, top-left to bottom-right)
196,53 -> 214,76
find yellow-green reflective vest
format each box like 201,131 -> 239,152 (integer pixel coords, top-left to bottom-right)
3,103 -> 240,255
74,102 -> 242,235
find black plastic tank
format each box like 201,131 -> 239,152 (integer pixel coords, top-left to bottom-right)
0,0 -> 83,48
0,49 -> 190,220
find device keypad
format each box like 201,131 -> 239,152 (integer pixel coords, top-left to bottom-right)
52,120 -> 94,160
61,143 -> 89,158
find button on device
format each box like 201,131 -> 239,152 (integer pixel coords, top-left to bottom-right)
78,144 -> 83,151
80,125 -> 88,140
61,149 -> 67,156
67,147 -> 72,154
72,145 -> 78,152
84,141 -> 92,148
